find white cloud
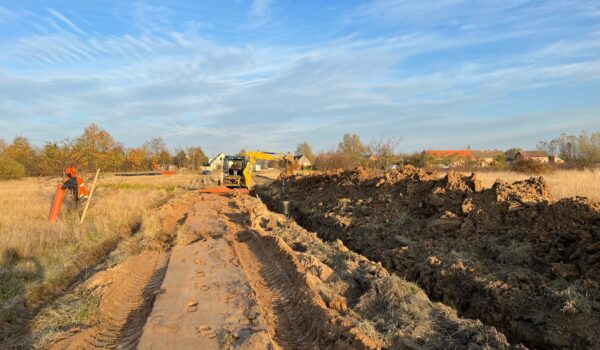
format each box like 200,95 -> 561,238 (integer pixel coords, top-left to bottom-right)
2,24 -> 598,151
130,1 -> 173,33
350,0 -> 597,35
46,8 -> 86,35
1,2 -> 599,152
250,0 -> 272,20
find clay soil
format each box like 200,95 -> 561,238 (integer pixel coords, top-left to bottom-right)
45,183 -> 532,350
256,166 -> 600,349
47,192 -> 384,349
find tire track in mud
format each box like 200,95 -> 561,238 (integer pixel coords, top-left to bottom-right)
232,229 -> 340,350
52,192 -> 373,349
52,251 -> 170,350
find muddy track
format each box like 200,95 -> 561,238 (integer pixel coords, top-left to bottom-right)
232,230 -> 334,349
52,251 -> 170,350
50,189 -> 517,349
134,192 -> 361,349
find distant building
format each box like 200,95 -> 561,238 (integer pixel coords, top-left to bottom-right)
208,153 -> 225,172
294,154 -> 312,168
472,150 -> 503,167
549,155 -> 565,164
425,150 -> 474,158
515,151 -> 550,163
424,150 -> 474,166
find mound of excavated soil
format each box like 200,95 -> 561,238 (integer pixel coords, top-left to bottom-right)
257,166 -> 600,349
239,194 -> 520,350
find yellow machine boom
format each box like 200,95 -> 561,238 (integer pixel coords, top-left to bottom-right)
242,150 -> 283,188
220,150 -> 297,189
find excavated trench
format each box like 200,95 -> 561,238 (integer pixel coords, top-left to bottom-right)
46,171 -> 600,350
49,188 -> 533,350
255,166 -> 600,350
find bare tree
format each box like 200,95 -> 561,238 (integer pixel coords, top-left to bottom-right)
315,151 -> 356,170
368,135 -> 402,170
537,131 -> 600,166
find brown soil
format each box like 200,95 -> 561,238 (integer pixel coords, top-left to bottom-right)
256,166 -> 600,349
239,194 -> 517,350
51,251 -> 170,349
49,192 -> 379,349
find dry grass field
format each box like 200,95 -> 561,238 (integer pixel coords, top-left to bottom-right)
470,168 -> 600,201
1,169 -> 597,296
0,173 -> 203,267
1,168 -> 598,348
0,172 -> 205,345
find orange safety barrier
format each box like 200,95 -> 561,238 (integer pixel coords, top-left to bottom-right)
199,187 -> 249,194
160,170 -> 177,175
49,183 -> 66,222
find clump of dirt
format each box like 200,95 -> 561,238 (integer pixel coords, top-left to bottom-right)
238,194 -> 521,349
257,166 -> 600,349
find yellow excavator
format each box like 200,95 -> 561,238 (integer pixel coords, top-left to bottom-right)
219,150 -> 297,189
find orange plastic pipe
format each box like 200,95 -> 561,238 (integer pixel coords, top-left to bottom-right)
49,183 -> 65,222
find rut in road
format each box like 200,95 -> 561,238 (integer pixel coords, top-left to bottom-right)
52,251 -> 170,350
232,229 -> 339,350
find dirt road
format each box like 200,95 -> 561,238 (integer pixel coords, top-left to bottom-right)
50,192 -> 359,349
51,188 -> 522,349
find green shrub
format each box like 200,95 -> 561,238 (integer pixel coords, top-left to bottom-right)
0,155 -> 26,180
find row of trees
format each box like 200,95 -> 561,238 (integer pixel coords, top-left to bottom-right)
537,131 -> 600,166
296,133 -> 402,171
3,127 -> 598,180
297,131 -> 600,172
0,124 -> 208,180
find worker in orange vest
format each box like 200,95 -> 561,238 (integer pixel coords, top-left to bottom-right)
63,166 -> 89,203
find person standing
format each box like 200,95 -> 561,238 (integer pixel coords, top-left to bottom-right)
62,166 -> 89,203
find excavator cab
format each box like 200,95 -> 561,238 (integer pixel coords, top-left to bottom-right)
218,151 -> 288,189
221,155 -> 248,188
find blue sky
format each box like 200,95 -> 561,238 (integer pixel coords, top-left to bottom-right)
0,0 -> 599,155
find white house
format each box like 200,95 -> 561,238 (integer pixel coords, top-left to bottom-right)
294,155 -> 312,168
208,153 -> 225,172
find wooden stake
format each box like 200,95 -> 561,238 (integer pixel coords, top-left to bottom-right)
80,169 -> 100,224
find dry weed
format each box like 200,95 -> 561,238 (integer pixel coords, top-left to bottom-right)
559,287 -> 592,315
466,169 -> 600,201
0,173 -> 199,346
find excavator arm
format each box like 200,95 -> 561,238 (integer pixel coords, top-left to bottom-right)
243,150 -> 283,188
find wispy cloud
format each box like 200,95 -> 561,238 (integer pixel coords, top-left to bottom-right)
250,0 -> 272,18
248,0 -> 273,25
131,1 -> 172,33
0,6 -> 20,24
0,1 -> 599,152
350,0 -> 600,39
46,8 -> 86,35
